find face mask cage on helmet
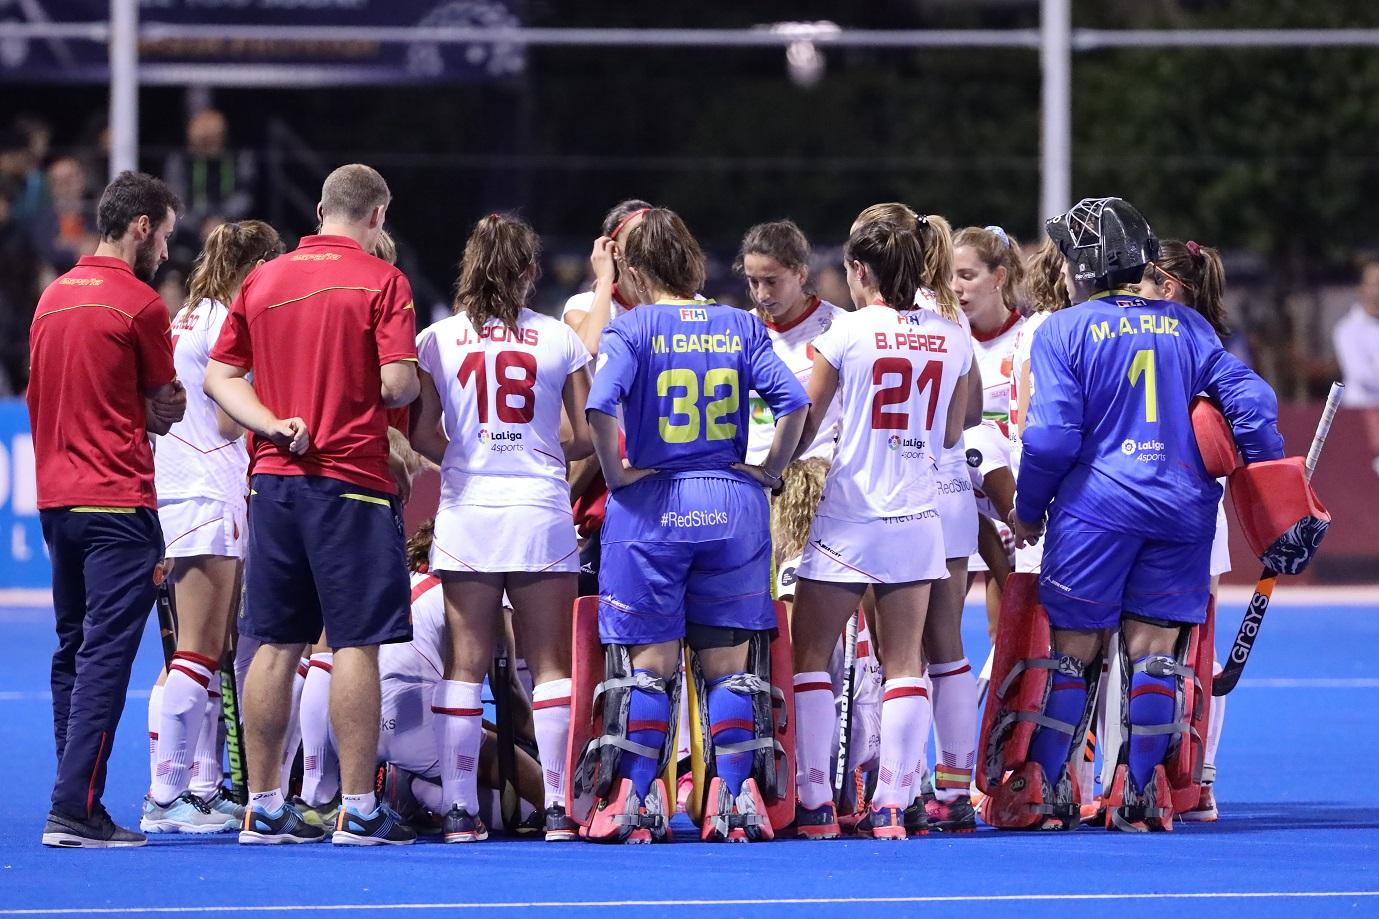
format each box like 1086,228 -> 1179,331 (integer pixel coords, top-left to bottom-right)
1045,197 -> 1160,286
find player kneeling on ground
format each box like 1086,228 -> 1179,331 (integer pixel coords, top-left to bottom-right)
987,198 -> 1323,831
571,208 -> 808,843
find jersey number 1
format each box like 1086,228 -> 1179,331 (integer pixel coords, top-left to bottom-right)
1128,349 -> 1158,423
458,350 -> 537,424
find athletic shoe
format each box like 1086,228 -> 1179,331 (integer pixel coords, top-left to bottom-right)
1181,783 -> 1218,823
377,765 -> 443,834
42,807 -> 146,848
140,791 -> 239,834
700,777 -> 774,843
332,803 -> 417,846
544,804 -> 579,842
238,801 -> 326,844
924,795 -> 976,833
856,804 -> 907,840
203,789 -> 247,825
794,800 -> 841,840
441,806 -> 489,843
586,777 -> 671,844
291,795 -> 340,830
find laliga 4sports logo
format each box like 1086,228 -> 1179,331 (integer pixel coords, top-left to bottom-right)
887,435 -> 925,451
1121,437 -> 1165,462
477,428 -> 524,452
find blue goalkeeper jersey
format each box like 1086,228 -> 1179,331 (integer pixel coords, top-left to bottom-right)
1015,292 -> 1284,542
586,300 -> 808,478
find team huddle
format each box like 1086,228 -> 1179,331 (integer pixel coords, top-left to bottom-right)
30,165 -> 1330,849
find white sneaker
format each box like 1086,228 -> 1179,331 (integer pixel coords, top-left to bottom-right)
140,792 -> 239,833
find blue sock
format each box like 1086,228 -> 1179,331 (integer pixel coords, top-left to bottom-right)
1026,656 -> 1087,785
617,670 -> 669,798
707,675 -> 755,796
1128,656 -> 1177,792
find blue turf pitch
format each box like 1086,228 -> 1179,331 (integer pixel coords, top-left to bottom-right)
2,599 -> 1377,918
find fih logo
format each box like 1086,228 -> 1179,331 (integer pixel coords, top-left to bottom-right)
680,308 -> 708,321
1121,438 -> 1136,456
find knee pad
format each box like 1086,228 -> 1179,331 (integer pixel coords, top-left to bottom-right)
566,596 -> 682,828
977,573 -> 1101,827
1106,599 -> 1215,819
684,600 -> 796,833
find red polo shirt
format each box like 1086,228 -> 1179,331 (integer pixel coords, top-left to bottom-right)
27,255 -> 176,510
210,235 -> 417,494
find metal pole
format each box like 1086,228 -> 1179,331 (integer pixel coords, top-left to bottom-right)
1040,0 -> 1072,227
108,0 -> 138,180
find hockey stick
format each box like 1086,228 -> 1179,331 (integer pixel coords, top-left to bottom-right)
154,564 -> 177,669
1213,382 -> 1343,696
974,645 -> 995,709
833,611 -> 859,811
491,636 -> 522,830
220,576 -> 248,804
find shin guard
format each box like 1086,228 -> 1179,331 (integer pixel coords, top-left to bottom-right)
977,574 -> 1099,828
685,600 -> 796,835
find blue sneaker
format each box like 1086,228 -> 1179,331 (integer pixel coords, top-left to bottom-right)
141,792 -> 239,834
203,790 -> 247,826
332,803 -> 417,846
238,801 -> 326,845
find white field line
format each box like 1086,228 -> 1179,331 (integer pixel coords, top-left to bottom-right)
3,890 -> 1379,915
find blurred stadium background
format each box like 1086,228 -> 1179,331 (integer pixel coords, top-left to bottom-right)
0,0 -> 1376,593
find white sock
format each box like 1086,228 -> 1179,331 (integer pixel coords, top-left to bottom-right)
151,653 -> 214,805
279,657 -> 309,794
147,682 -> 164,790
251,788 -> 284,813
342,791 -> 376,814
433,680 -> 484,813
410,776 -> 444,814
189,679 -> 224,799
793,671 -> 837,810
1206,658 -> 1225,779
532,678 -> 572,808
299,654 -> 339,806
874,677 -> 930,808
929,658 -> 977,802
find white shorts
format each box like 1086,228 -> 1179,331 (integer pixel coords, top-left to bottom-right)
1014,539 -> 1043,574
933,463 -> 978,560
1210,495 -> 1231,578
430,503 -> 579,574
158,495 -> 246,559
797,511 -> 948,584
378,677 -> 441,779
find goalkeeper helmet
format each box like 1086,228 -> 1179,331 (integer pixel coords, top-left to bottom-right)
1045,197 -> 1159,288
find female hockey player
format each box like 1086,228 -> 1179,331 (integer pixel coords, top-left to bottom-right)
583,207 -> 808,843
791,210 -> 971,840
952,226 -> 1026,638
410,214 -> 593,843
1007,198 -> 1299,832
142,220 -> 283,834
1132,238 -> 1233,822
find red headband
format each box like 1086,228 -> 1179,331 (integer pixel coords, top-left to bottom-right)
610,207 -> 650,240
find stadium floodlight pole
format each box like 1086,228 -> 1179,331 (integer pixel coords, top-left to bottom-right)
1040,0 -> 1072,229
108,0 -> 138,180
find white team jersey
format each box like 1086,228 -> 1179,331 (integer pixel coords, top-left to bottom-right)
917,290 -> 973,474
155,298 -> 249,503
561,289 -> 625,326
745,297 -> 843,465
416,308 -> 590,512
1007,309 -> 1051,475
812,304 -> 973,522
379,572 -> 446,685
971,310 -> 1024,432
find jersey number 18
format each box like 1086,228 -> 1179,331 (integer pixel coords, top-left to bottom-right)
458,350 -> 537,424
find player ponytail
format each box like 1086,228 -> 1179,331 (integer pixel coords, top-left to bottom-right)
618,207 -> 705,300
372,228 -> 398,266
851,203 -> 959,323
1025,236 -> 1071,314
954,225 -> 1026,314
185,219 -> 284,312
406,519 -> 435,573
1150,240 -> 1229,338
454,213 -> 541,333
844,218 -> 924,313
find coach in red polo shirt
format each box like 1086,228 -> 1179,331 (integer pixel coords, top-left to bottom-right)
29,171 -> 186,848
205,164 -> 419,846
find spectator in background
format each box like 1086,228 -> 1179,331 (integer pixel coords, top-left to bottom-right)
48,157 -> 98,269
0,176 -> 40,394
1334,257 -> 1379,476
0,124 -> 57,261
163,109 -> 256,229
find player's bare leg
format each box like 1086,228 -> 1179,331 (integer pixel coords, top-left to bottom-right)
239,641 -> 324,843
